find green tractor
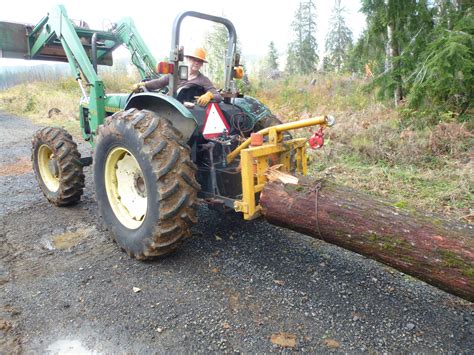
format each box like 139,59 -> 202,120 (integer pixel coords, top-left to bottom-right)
0,5 -> 333,259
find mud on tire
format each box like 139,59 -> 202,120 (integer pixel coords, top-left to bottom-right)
31,127 -> 85,206
94,109 -> 199,259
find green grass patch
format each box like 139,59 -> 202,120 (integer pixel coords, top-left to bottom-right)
0,78 -> 81,135
310,155 -> 472,218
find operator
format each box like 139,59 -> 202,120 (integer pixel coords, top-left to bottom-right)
132,47 -> 222,106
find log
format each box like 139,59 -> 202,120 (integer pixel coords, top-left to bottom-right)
260,177 -> 474,302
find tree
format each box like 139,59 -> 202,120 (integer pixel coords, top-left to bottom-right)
286,0 -> 319,74
203,22 -> 245,88
407,3 -> 473,114
266,41 -> 279,71
355,0 -> 472,115
324,0 -> 353,72
258,41 -> 280,79
203,23 -> 229,87
358,0 -> 434,106
286,44 -> 299,75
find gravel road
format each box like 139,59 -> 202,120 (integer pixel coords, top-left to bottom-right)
0,111 -> 472,353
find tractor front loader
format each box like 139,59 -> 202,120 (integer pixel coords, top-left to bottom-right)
0,6 -> 334,259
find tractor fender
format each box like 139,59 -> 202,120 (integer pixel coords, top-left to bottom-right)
125,92 -> 197,143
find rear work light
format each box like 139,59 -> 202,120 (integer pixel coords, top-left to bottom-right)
156,62 -> 175,74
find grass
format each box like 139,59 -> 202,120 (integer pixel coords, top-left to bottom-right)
0,71 -> 472,221
317,158 -> 472,214
253,73 -> 473,221
0,71 -> 137,137
0,78 -> 81,134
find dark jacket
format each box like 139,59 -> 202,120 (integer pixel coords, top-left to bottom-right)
144,73 -> 222,102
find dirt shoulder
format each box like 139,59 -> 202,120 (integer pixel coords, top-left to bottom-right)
0,111 -> 472,353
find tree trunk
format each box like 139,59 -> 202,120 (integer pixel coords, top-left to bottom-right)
386,0 -> 403,106
260,178 -> 474,302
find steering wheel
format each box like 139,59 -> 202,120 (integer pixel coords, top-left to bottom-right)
176,85 -> 206,103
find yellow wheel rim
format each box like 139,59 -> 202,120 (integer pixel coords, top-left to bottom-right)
104,147 -> 147,229
38,144 -> 60,192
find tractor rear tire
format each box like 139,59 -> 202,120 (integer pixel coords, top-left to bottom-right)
94,109 -> 199,259
31,127 -> 85,206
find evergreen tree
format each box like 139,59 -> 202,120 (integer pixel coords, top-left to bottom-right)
324,0 -> 353,72
358,0 -> 434,105
350,0 -> 472,115
204,22 -> 244,87
203,23 -> 229,86
258,41 -> 280,80
286,44 -> 299,75
407,4 -> 473,114
266,41 -> 279,71
286,0 -> 319,74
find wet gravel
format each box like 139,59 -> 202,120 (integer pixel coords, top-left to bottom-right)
0,111 -> 472,353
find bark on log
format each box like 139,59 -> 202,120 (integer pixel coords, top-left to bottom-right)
260,178 -> 474,302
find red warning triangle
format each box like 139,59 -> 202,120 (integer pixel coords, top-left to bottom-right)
202,103 -> 230,139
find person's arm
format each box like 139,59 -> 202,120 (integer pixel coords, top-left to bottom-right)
196,74 -> 222,102
144,76 -> 170,91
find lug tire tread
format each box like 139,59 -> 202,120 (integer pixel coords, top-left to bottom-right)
31,127 -> 85,206
95,109 -> 199,259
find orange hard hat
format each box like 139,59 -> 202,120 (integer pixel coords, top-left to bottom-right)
185,47 -> 208,63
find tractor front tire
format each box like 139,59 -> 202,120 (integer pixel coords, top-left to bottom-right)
94,109 -> 199,259
31,127 -> 85,206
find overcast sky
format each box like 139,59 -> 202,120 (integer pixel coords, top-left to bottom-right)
0,0 -> 366,67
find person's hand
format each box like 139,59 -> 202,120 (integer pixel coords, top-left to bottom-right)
131,82 -> 146,93
196,91 -> 213,106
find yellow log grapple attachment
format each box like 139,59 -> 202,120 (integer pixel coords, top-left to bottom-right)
228,115 -> 335,220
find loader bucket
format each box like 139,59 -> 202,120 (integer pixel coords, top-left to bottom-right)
0,22 -> 29,59
0,21 -> 114,65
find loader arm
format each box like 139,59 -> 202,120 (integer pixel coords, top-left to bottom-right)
2,5 -> 159,84
0,4 -> 161,142
31,5 -> 107,133
112,18 -> 158,80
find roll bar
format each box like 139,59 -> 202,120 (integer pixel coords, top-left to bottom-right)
169,11 -> 237,98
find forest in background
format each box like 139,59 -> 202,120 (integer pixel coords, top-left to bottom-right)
0,0 -> 472,222
244,0 -> 471,123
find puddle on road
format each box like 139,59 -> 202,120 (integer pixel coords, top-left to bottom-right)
52,230 -> 88,250
46,339 -> 101,354
42,228 -> 93,251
